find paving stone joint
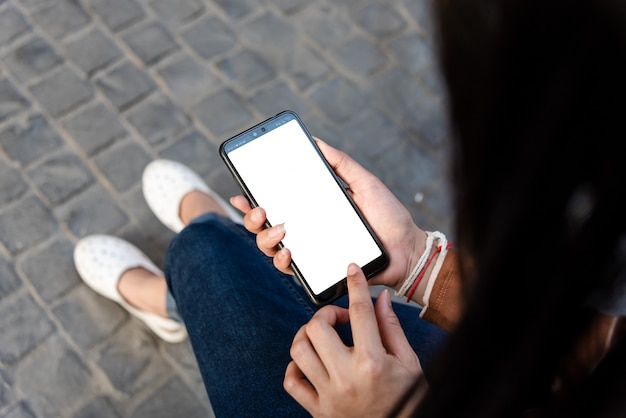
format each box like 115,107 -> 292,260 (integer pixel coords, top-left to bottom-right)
0,0 -> 451,416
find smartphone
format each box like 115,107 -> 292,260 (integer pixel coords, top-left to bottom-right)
219,110 -> 388,306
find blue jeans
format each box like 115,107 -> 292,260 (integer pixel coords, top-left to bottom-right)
164,214 -> 448,417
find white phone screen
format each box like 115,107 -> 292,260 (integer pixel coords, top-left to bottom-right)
227,118 -> 383,295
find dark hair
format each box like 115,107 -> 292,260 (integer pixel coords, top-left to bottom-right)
408,0 -> 626,416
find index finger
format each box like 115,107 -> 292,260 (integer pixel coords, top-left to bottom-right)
346,263 -> 383,349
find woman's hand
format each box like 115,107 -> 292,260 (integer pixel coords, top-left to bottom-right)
283,264 -> 424,417
230,138 -> 427,291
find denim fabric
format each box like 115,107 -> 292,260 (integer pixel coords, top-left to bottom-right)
164,213 -> 448,417
165,289 -> 181,323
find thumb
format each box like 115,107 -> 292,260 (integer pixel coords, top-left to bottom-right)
375,289 -> 417,360
315,139 -> 374,188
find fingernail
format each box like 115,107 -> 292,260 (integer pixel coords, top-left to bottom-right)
268,223 -> 285,238
347,263 -> 360,276
252,208 -> 263,222
381,289 -> 392,307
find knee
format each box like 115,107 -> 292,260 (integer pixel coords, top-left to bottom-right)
164,217 -> 258,296
166,219 -> 230,270
164,219 -> 239,316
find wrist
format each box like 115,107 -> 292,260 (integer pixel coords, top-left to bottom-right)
395,231 -> 450,305
412,252 -> 438,306
402,229 -> 428,288
394,228 -> 430,295
391,227 -> 427,293
406,240 -> 438,306
396,376 -> 428,418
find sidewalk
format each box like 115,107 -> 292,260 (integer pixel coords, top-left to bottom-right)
0,0 -> 451,416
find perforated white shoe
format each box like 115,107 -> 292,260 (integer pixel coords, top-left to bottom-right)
73,235 -> 188,343
142,159 -> 243,233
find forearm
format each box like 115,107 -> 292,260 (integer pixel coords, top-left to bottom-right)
415,248 -> 463,331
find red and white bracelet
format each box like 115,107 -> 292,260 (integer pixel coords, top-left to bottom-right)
396,231 -> 453,303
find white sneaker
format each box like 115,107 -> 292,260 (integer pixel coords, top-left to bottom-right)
73,234 -> 188,343
142,159 -> 243,233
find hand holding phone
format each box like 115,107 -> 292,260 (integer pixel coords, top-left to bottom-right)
221,111 -> 389,306
231,141 -> 429,298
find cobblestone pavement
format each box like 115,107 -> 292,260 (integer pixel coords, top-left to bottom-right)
0,0 -> 452,416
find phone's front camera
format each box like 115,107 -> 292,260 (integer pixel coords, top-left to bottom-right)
261,127 -> 266,132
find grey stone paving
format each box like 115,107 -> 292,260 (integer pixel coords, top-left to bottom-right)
0,0 -> 452,416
